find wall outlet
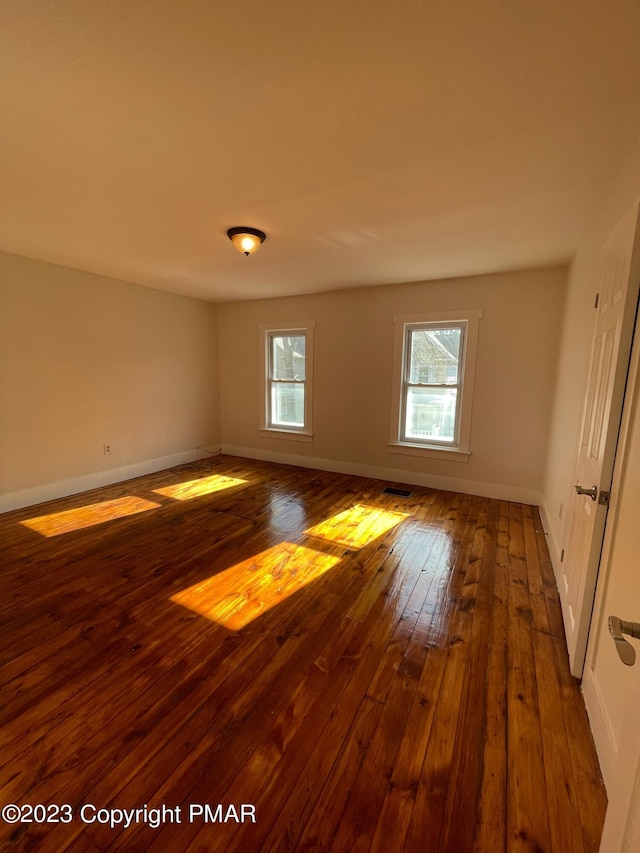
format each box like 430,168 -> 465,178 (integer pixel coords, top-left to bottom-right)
103,444 -> 112,456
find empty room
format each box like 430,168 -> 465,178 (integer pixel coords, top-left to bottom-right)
2,2 -> 640,851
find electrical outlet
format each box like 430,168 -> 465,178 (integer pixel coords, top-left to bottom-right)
103,444 -> 112,456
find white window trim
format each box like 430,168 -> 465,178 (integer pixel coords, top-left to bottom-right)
259,320 -> 315,440
388,309 -> 482,460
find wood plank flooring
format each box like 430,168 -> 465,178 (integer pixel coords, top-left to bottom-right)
0,455 -> 607,852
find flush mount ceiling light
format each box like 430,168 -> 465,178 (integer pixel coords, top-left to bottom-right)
226,227 -> 267,256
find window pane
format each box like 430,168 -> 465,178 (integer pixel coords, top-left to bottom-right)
409,328 -> 461,384
404,386 -> 457,442
271,383 -> 305,427
271,335 -> 306,380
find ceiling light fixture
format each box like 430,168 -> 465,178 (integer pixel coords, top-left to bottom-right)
227,227 -> 266,256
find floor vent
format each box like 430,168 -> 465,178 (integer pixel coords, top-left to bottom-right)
382,487 -> 413,498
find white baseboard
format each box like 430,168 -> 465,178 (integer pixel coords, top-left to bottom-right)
221,444 -> 542,505
538,502 -> 577,665
0,445 -> 222,514
538,502 -> 563,585
1,443 -> 540,513
582,665 -> 617,791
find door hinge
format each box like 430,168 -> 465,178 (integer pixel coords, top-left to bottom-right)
598,490 -> 610,506
594,292 -> 600,308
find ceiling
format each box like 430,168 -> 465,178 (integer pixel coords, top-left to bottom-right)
2,1 -> 640,303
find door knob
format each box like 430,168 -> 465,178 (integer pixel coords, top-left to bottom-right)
574,484 -> 598,500
608,615 -> 640,666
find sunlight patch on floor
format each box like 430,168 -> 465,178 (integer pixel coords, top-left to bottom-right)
153,474 -> 248,501
20,496 -> 161,537
171,541 -> 340,630
304,504 -> 409,548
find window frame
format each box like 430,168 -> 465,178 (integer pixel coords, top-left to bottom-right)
389,309 -> 483,460
259,320 -> 315,441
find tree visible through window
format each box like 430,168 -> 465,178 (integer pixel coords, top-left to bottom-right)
260,321 -> 315,437
269,333 -> 306,428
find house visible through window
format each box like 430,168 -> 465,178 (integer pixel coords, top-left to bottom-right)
403,325 -> 462,443
389,310 -> 482,458
259,321 -> 315,440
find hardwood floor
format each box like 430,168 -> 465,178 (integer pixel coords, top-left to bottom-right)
0,456 -> 606,852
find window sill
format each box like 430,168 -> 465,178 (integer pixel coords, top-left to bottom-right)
259,428 -> 314,443
387,442 -> 471,462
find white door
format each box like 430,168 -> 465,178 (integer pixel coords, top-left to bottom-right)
560,204 -> 640,677
581,298 -> 640,851
598,674 -> 640,853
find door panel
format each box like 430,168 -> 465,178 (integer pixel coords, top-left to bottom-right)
582,303 -> 640,850
560,205 -> 639,677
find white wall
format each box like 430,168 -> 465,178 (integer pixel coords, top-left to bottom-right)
542,137 -> 640,567
0,252 -> 220,511
217,267 -> 567,504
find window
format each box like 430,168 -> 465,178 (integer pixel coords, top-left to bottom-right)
259,321 -> 315,440
389,310 -> 482,459
269,333 -> 306,427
